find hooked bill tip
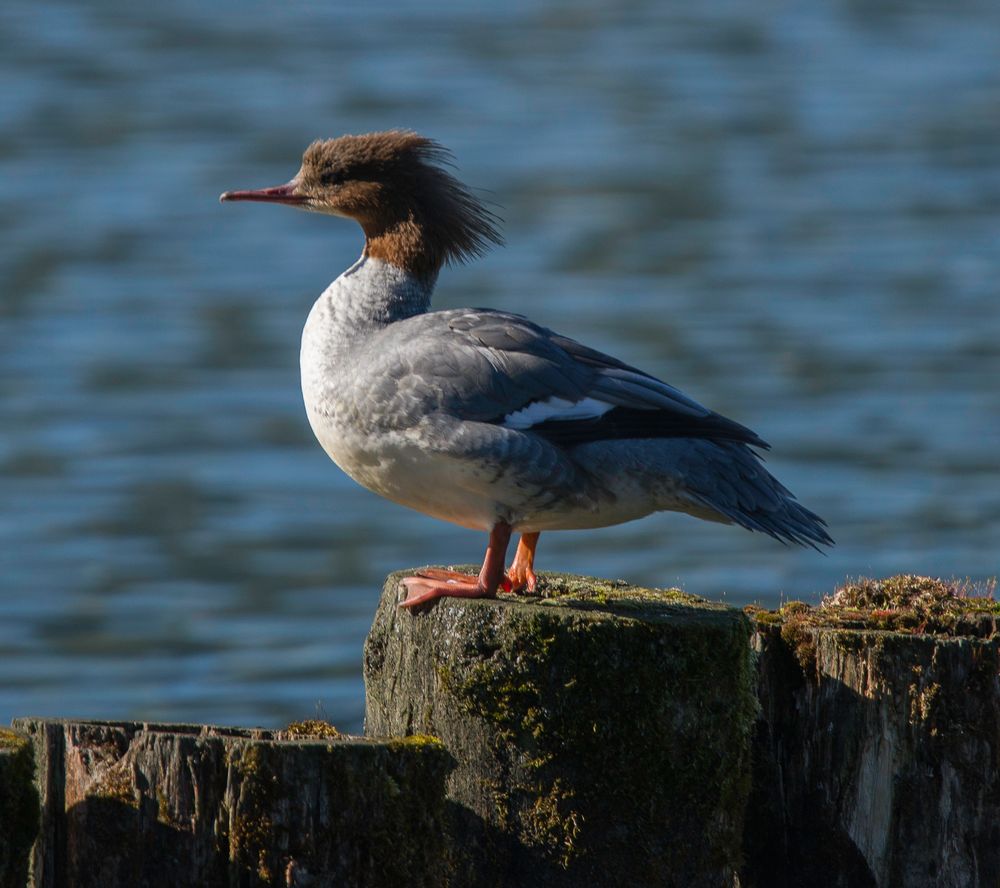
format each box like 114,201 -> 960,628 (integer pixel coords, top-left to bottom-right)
217,182 -> 306,206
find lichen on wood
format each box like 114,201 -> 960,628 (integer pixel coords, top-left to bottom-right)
14,718 -> 452,888
748,575 -> 1000,658
277,719 -> 341,740
0,728 -> 39,888
16,570 -> 996,887
365,568 -> 758,888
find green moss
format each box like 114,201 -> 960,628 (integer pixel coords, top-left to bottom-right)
750,574 -> 1000,642
749,575 -> 1000,685
227,744 -> 279,883
433,594 -> 756,876
386,733 -> 445,752
748,608 -> 782,627
156,789 -> 172,824
280,719 -> 341,740
0,729 -> 39,887
95,763 -> 137,807
433,567 -> 709,613
523,778 -> 581,868
0,729 -> 27,752
824,574 -> 1000,632
780,616 -> 818,675
909,676 -> 941,725
526,571 -> 712,611
831,575 -> 997,614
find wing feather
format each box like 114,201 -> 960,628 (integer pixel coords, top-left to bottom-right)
442,310 -> 769,450
370,308 -> 768,450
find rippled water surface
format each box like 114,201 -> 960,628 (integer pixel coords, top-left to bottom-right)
2,1 -> 998,730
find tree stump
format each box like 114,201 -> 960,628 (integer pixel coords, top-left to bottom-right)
364,569 -> 758,888
743,576 -> 1000,888
13,718 -> 452,888
0,728 -> 39,888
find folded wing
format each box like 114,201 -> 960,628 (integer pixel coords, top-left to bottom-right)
443,310 -> 769,451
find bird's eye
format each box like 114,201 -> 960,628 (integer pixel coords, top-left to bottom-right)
320,171 -> 345,186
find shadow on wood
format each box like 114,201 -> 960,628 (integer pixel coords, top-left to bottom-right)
12,572 -> 999,888
14,719 -> 452,888
743,577 -> 1000,888
0,728 -> 39,888
365,569 -> 758,888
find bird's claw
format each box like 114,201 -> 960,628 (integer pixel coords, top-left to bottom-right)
398,574 -> 493,608
503,567 -> 537,594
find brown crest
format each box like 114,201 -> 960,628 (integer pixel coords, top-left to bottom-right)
295,131 -> 503,280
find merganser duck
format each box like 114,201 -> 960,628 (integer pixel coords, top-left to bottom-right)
221,131 -> 832,608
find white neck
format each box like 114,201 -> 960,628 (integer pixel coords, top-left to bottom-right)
300,255 -> 434,397
330,255 -> 434,332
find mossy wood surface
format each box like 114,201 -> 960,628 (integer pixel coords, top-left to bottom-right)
364,569 -> 757,888
11,572 -> 992,888
13,717 -> 451,888
744,577 -> 1000,888
0,728 -> 39,888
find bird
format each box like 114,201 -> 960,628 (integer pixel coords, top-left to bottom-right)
221,130 -> 832,608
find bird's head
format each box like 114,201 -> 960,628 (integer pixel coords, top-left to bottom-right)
221,130 -> 502,280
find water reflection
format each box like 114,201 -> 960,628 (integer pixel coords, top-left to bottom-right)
1,0 -> 998,730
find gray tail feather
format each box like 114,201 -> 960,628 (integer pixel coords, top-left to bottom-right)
684,442 -> 834,551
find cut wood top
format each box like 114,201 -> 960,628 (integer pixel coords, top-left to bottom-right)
386,566 -> 743,626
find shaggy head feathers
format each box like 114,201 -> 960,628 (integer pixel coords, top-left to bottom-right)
293,131 -> 503,279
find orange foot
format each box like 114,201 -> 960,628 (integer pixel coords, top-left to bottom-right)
503,532 -> 540,594
399,571 -> 491,608
399,524 -> 512,609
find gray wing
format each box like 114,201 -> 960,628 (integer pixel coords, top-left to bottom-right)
362,308 -> 768,450
354,308 -> 831,549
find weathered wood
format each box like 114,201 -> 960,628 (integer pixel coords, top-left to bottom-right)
743,577 -> 1000,888
13,572 -> 994,887
13,718 -> 452,888
0,728 -> 39,888
364,570 -> 758,888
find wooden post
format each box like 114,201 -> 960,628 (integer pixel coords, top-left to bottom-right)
0,728 -> 38,888
364,570 -> 758,888
743,576 -> 1000,888
14,572 -> 990,887
13,718 -> 452,888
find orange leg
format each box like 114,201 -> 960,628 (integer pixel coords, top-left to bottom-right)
503,532 -> 540,593
399,523 -> 512,609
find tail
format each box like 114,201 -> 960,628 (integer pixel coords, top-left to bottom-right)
681,440 -> 834,551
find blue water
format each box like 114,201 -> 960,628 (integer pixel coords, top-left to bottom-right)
2,0 -> 998,732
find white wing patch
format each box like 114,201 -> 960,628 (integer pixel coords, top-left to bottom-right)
502,396 -> 613,430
